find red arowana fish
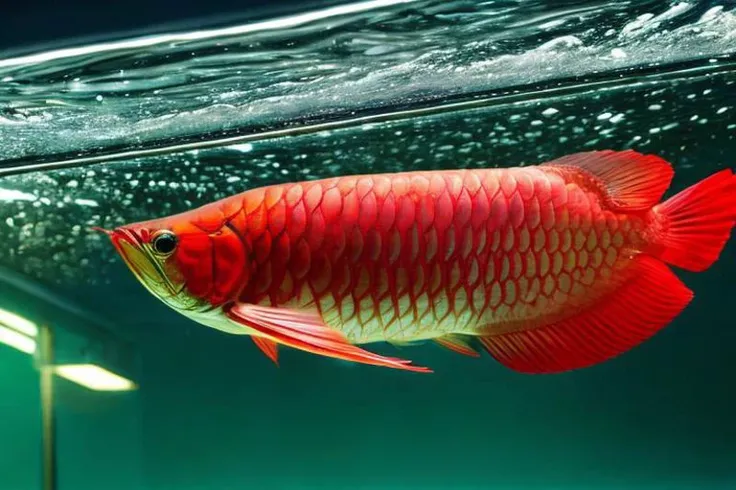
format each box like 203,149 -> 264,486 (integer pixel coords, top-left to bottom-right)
98,150 -> 736,374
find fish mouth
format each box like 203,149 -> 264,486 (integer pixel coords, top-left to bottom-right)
95,227 -> 182,298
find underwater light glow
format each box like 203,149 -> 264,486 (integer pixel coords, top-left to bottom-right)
0,307 -> 38,337
54,364 -> 137,391
0,324 -> 36,354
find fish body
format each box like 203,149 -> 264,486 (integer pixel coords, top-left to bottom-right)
177,162 -> 654,342
101,150 -> 736,374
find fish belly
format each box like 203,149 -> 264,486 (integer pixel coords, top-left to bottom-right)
317,292 -> 481,344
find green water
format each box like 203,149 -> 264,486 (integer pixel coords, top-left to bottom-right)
0,1 -> 735,489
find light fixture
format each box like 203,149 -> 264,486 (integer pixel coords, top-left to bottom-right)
0,306 -> 38,336
53,364 -> 137,392
0,267 -> 140,490
0,324 -> 36,354
0,307 -> 38,354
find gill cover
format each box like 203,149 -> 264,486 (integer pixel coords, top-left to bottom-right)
118,198 -> 251,305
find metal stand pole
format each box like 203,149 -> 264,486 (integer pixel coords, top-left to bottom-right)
39,325 -> 56,490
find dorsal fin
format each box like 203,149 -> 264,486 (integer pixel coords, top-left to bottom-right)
541,150 -> 674,211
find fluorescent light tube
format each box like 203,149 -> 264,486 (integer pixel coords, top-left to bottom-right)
54,364 -> 136,391
0,324 -> 36,354
0,307 -> 38,337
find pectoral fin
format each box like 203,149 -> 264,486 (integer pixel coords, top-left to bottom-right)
227,303 -> 432,373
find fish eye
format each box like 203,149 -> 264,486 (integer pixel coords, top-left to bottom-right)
151,231 -> 178,256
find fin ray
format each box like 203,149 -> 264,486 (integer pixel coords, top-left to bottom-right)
252,337 -> 279,365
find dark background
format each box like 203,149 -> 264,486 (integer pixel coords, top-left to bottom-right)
0,0 -> 345,54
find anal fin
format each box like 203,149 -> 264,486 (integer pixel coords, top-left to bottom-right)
434,334 -> 480,357
479,256 -> 693,374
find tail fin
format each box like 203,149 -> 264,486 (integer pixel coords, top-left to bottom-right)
653,169 -> 736,272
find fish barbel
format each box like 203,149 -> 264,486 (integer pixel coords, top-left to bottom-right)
99,150 -> 736,374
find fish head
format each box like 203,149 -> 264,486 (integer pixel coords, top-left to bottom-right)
95,215 -> 221,314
